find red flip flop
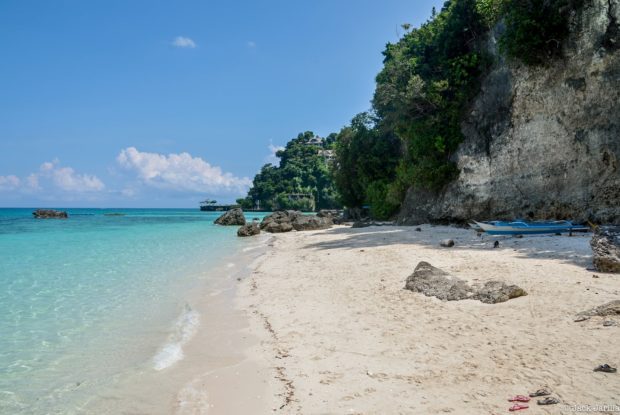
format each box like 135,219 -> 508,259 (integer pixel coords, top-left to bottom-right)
508,395 -> 531,402
509,403 -> 529,411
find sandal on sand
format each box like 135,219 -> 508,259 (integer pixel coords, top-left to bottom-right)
593,364 -> 617,373
508,395 -> 531,402
509,403 -> 529,411
529,389 -> 550,397
537,397 -> 560,405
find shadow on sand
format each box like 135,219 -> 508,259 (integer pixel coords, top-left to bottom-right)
302,225 -> 593,269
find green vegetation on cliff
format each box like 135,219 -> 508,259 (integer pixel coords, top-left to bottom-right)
240,0 -> 584,216
330,0 -> 585,218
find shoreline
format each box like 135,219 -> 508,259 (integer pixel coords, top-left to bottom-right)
238,224 -> 619,413
79,232 -> 277,415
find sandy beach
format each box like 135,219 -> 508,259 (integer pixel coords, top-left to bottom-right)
237,225 -> 619,414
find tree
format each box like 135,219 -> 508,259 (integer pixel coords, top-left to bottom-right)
238,131 -> 341,211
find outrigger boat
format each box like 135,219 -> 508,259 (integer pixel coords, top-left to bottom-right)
472,220 -> 590,235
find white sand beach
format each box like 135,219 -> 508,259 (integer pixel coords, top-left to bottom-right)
237,225 -> 619,414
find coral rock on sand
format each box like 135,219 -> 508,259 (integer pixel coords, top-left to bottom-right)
576,300 -> 620,318
590,226 -> 620,273
291,215 -> 333,231
473,280 -> 528,304
214,208 -> 246,226
260,211 -> 299,233
405,262 -> 474,301
440,239 -> 455,247
237,223 -> 261,237
405,261 -> 527,304
260,210 -> 333,233
32,209 -> 68,219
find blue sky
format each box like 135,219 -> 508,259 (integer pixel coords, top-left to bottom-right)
0,0 -> 444,207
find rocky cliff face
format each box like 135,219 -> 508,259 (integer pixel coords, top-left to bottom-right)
398,0 -> 620,225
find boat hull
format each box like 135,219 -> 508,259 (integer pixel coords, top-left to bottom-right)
473,221 -> 588,235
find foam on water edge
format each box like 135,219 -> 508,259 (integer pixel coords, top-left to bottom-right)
153,305 -> 200,371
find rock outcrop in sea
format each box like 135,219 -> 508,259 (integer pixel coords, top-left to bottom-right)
404,261 -> 527,304
33,209 -> 68,219
214,208 -> 246,226
397,0 -> 620,225
590,226 -> 620,273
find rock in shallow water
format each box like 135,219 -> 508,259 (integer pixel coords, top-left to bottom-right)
404,261 -> 527,304
237,223 -> 260,237
33,209 -> 68,219
590,226 -> 620,273
214,208 -> 246,226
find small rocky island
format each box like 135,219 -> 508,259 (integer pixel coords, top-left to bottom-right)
33,209 -> 68,219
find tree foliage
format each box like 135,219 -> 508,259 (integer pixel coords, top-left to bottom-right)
498,0 -> 584,65
332,113 -> 402,219
237,131 -> 339,211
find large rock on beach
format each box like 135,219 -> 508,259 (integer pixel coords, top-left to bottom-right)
214,208 -> 246,226
590,226 -> 620,273
260,210 -> 334,233
260,210 -> 299,233
33,209 -> 68,219
237,223 -> 260,237
291,214 -> 333,231
405,262 -> 474,301
263,221 -> 294,233
405,261 -> 527,304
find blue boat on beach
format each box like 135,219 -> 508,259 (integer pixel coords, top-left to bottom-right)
472,220 -> 590,235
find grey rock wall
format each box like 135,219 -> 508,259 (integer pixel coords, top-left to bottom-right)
398,0 -> 620,225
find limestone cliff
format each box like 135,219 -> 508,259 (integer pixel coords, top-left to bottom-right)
397,0 -> 620,225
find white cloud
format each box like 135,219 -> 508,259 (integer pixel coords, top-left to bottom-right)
265,142 -> 284,166
0,160 -> 104,195
38,160 -> 105,192
0,175 -> 20,190
117,147 -> 250,194
172,36 -> 197,48
25,174 -> 40,191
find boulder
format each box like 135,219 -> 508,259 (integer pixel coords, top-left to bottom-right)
405,262 -> 474,301
291,215 -> 333,231
237,223 -> 260,237
440,239 -> 455,247
260,210 -> 300,232
33,209 -> 68,219
260,210 -> 333,233
577,300 -> 620,318
473,281 -> 528,304
263,221 -> 294,233
214,208 -> 246,226
590,226 -> 620,273
405,261 -> 527,304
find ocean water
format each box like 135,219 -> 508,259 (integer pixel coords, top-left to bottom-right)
0,208 -> 267,414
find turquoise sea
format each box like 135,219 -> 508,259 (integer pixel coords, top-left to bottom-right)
0,208 -> 267,414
